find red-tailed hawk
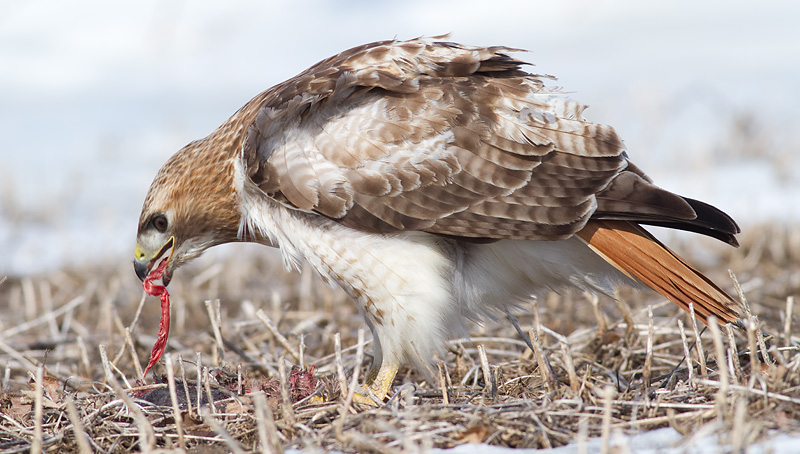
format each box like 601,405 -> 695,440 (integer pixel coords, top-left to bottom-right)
134,38 -> 741,402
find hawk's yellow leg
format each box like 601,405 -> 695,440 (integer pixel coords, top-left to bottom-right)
351,362 -> 398,406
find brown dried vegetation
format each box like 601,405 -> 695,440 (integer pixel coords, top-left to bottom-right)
1,225 -> 799,453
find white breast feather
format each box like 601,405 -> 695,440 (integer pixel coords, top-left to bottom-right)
239,168 -> 459,370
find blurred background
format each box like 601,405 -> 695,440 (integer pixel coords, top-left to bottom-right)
1,0 -> 799,275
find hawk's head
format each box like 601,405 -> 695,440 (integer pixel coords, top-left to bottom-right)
134,138 -> 243,285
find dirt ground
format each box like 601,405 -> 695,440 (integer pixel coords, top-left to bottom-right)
1,224 -> 799,453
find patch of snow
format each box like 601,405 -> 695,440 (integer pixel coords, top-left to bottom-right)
436,428 -> 800,454
281,428 -> 800,454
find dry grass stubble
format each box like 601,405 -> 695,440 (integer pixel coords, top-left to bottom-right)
1,224 -> 799,452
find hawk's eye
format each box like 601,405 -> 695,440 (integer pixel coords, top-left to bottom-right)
151,215 -> 168,233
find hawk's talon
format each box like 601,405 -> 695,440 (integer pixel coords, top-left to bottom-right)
351,385 -> 387,407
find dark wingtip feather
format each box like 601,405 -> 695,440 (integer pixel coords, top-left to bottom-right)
637,197 -> 740,247
683,196 -> 741,234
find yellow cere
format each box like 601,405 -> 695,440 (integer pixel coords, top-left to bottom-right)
134,243 -> 146,261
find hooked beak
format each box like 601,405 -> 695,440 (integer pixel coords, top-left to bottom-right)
133,259 -> 150,282
133,237 -> 175,285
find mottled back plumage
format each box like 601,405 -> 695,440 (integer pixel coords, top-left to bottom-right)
226,39 -> 737,246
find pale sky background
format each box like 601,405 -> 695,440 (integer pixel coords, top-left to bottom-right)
1,0 -> 799,274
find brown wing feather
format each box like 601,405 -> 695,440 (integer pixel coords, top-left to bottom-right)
238,38 -> 739,251
240,39 -> 631,240
576,220 -> 741,325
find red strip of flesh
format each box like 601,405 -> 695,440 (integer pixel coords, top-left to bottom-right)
142,259 -> 170,378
